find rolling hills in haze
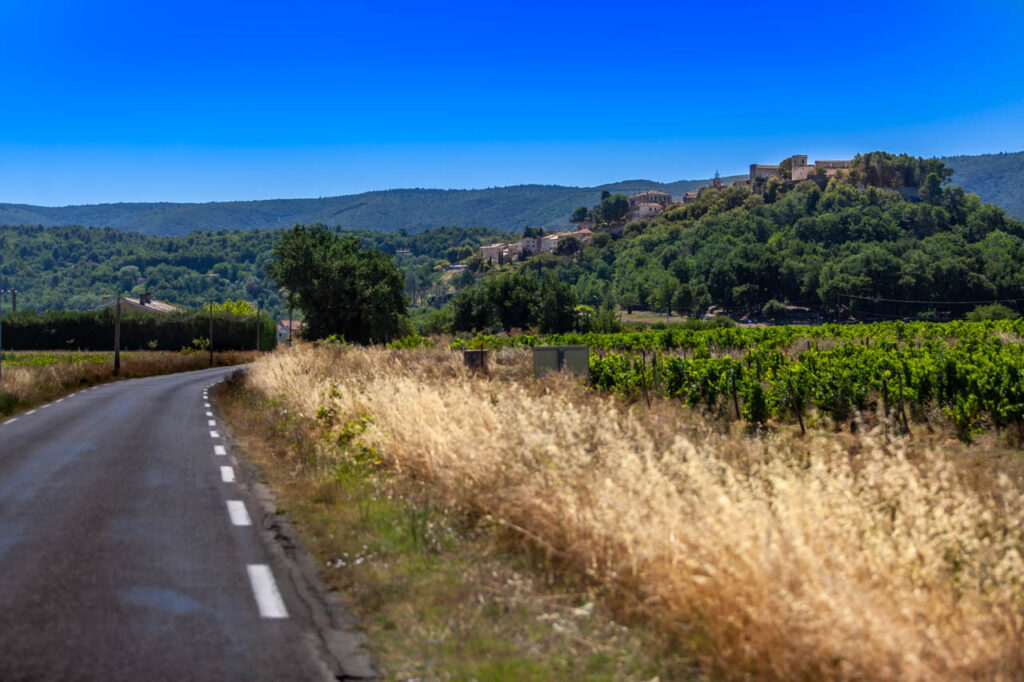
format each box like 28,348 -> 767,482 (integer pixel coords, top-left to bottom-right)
0,151 -> 1021,235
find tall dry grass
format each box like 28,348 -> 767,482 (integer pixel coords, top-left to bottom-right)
0,351 -> 254,411
249,344 -> 1024,681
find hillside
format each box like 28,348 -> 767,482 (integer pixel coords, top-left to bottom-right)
0,225 -> 508,315
941,151 -> 1024,220
0,179 -> 741,236
1,150 -> 1019,235
448,157 -> 1024,330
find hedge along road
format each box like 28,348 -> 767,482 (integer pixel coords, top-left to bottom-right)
0,365 -> 375,681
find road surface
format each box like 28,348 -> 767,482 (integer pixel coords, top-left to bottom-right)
0,366 -> 374,681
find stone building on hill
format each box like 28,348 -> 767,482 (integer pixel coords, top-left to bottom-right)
627,189 -> 674,220
750,154 -> 852,186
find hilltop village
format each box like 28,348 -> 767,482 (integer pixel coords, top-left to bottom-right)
478,154 -> 853,265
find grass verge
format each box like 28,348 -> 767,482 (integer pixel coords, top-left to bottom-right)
0,350 -> 255,416
215,371 -> 696,681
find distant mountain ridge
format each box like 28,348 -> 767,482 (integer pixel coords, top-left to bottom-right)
0,151 -> 1020,235
0,179 -> 741,236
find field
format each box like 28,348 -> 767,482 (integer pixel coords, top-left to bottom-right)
233,331 -> 1024,681
0,350 -> 255,414
453,320 -> 1024,442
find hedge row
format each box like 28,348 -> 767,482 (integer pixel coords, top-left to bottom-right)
0,309 -> 277,351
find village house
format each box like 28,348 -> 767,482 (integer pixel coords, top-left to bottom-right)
631,202 -> 665,220
627,189 -> 674,220
277,319 -> 305,344
479,242 -> 506,263
538,234 -> 561,253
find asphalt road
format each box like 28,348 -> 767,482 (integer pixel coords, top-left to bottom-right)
0,366 -> 374,681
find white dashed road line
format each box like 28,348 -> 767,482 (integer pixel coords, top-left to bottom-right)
205,411 -> 213,417
220,466 -> 235,483
210,430 -> 220,438
214,445 -> 227,456
207,419 -> 216,427
246,565 -> 289,619
25,410 -> 36,416
226,500 -> 252,526
3,418 -> 17,425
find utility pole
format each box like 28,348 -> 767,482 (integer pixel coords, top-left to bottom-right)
10,289 -> 16,314
209,301 -> 214,368
255,300 -> 262,351
114,292 -> 121,376
0,290 -> 5,384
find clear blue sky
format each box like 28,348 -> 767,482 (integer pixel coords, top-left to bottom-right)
1,0 -> 1022,205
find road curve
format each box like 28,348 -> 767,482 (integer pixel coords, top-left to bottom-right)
0,366 -> 374,681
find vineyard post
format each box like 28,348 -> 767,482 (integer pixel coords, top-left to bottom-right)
881,377 -> 890,437
788,378 -> 805,437
897,373 -> 910,434
730,372 -> 741,420
640,351 -> 651,409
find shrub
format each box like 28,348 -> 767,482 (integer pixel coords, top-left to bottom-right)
0,392 -> 18,414
967,303 -> 1019,321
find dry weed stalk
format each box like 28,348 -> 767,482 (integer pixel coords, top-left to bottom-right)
250,344 -> 1024,681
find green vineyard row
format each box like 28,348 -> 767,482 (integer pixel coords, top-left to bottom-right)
453,321 -> 1024,439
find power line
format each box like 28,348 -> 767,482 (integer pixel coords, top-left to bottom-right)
841,293 -> 1024,306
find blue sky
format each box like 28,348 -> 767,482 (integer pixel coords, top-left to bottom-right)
1,0 -> 1022,205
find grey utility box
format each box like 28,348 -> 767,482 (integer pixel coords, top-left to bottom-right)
533,345 -> 589,378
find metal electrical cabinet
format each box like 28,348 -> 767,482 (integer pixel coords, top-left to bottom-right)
533,345 -> 589,378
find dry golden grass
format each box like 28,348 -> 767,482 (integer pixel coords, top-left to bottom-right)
249,344 -> 1024,681
0,351 -> 255,412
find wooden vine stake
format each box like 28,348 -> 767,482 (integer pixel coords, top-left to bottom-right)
881,377 -> 891,438
730,373 -> 741,420
897,372 -> 910,435
640,351 -> 651,410
788,378 -> 805,437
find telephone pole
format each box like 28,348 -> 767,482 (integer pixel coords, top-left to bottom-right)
0,289 -> 6,383
255,300 -> 262,352
114,292 -> 122,376
209,301 -> 214,368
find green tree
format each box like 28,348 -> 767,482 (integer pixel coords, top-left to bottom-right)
648,276 -> 678,315
535,278 -> 578,333
267,224 -> 407,343
596,193 -> 630,223
919,172 -> 943,205
570,206 -> 589,223
487,271 -> 538,331
451,286 -> 494,332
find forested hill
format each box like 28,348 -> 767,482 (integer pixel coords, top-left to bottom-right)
939,151 -> 1024,221
0,178 -> 739,236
